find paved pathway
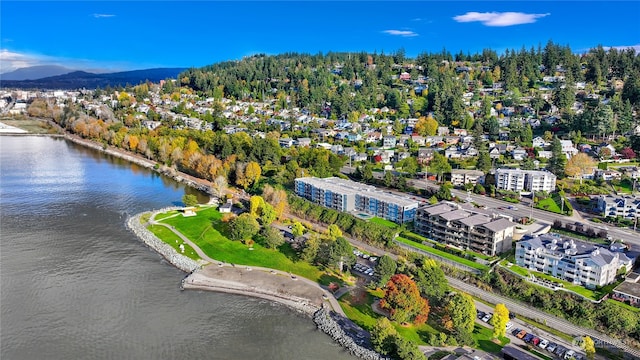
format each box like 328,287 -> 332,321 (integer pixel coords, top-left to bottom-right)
149,211 -> 346,316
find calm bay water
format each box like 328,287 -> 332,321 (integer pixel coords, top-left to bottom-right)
0,136 -> 354,360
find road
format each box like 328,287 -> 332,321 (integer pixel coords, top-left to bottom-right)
303,213 -> 640,359
341,166 -> 640,249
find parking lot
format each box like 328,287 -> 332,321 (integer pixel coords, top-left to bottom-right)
352,249 -> 378,278
476,308 -> 587,360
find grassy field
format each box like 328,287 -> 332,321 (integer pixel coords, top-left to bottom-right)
0,118 -> 59,134
370,217 -> 399,229
401,231 -> 493,261
153,207 -> 323,281
535,197 -> 563,214
396,237 -> 488,271
148,224 -> 201,260
472,324 -> 510,353
606,299 -> 640,313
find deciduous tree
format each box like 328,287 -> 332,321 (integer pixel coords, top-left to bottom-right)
370,317 -> 397,355
375,255 -> 397,287
490,303 -> 509,339
565,153 -> 596,184
582,336 -> 596,360
182,194 -> 198,207
229,213 -> 260,241
380,274 -> 430,325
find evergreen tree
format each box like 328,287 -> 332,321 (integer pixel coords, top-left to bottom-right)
548,136 -> 567,177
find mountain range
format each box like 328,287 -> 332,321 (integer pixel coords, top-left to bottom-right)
0,67 -> 187,89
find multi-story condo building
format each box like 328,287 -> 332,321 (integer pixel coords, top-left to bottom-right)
495,168 -> 556,192
450,169 -> 484,187
414,201 -> 515,256
294,177 -> 420,223
515,233 -> 634,288
597,195 -> 640,220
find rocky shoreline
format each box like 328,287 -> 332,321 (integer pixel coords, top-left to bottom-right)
126,210 -> 208,273
54,129 -> 386,360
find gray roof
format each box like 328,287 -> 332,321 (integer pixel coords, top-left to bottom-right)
481,218 -> 515,232
613,281 -> 640,298
459,213 -> 491,227
440,209 -> 470,221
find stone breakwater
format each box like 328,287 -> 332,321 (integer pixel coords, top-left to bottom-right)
126,210 -> 208,273
313,308 -> 389,360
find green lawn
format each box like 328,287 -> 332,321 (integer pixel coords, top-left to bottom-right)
148,224 -> 201,260
370,217 -> 399,229
401,231 -> 493,261
606,299 -> 640,313
535,197 -> 563,214
338,290 -> 438,345
152,207 -> 323,281
396,237 -> 488,271
499,261 -> 600,300
472,324 -> 510,353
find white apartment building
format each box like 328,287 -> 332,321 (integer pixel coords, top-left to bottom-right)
450,169 -> 484,187
495,168 -> 556,192
516,233 -> 634,288
597,195 -> 640,220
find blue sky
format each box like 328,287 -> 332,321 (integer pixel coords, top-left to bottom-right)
1,1 -> 639,73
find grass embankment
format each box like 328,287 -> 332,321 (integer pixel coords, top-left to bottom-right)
535,196 -> 563,214
499,261 -> 601,300
148,224 -> 201,260
152,207 -> 323,281
370,217 -> 399,229
401,231 -> 493,261
396,237 -> 489,271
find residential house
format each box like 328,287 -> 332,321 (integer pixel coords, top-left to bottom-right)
612,272 -> 640,307
437,126 -> 450,136
560,140 -> 579,159
383,135 -> 397,149
489,147 -> 501,159
512,147 -> 528,161
595,169 -> 622,181
537,150 -> 553,159
450,169 -> 485,187
417,148 -> 436,164
532,136 -> 549,148
278,138 -> 295,148
296,137 -> 312,147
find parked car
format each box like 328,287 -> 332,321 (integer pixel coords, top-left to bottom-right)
538,339 -> 549,349
523,333 -> 534,343
531,337 -> 541,346
554,345 -> 567,357
481,313 -> 492,323
511,328 -> 521,336
505,322 -> 514,331
516,330 -> 527,339
564,350 -> 576,359
546,342 -> 557,352
477,311 -> 486,320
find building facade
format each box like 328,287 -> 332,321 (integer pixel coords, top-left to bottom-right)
515,233 -> 634,288
495,168 -> 556,192
414,201 -> 515,256
597,195 -> 640,220
450,169 -> 485,187
294,177 -> 420,223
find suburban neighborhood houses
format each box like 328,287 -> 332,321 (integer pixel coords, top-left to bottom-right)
3,45 -> 640,360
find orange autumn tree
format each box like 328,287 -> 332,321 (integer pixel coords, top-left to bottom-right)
379,274 -> 430,325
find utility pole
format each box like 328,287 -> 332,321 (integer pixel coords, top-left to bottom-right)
530,190 -> 534,221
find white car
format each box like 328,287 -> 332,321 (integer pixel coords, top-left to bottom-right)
538,339 -> 549,350
564,350 -> 575,359
505,322 -> 513,331
481,313 -> 492,323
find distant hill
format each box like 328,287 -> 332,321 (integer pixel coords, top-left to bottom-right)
0,68 -> 187,89
0,65 -> 74,81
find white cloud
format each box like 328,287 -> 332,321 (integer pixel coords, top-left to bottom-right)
93,13 -> 115,18
383,30 -> 419,37
603,44 -> 640,53
453,12 -> 550,27
0,49 -> 52,72
0,49 -> 128,73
